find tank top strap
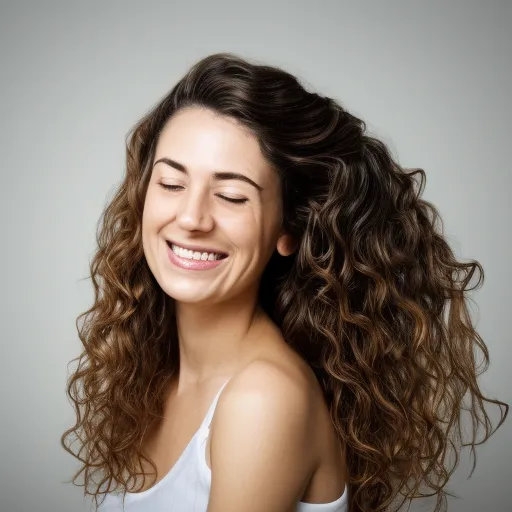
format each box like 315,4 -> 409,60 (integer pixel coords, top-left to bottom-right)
202,377 -> 232,431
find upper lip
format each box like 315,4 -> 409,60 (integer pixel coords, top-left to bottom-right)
166,239 -> 228,255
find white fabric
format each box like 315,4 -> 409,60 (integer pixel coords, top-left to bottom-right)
98,379 -> 348,512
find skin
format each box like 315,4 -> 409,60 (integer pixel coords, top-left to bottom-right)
141,106 -> 346,511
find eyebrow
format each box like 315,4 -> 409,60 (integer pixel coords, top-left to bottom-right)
153,157 -> 264,191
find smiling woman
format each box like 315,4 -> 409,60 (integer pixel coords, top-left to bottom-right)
61,53 -> 508,512
141,106 -> 286,307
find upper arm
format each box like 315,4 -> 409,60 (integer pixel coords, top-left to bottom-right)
207,363 -> 317,512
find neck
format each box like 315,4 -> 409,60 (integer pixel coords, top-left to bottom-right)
174,289 -> 266,389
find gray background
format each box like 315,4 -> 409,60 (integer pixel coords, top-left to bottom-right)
1,1 -> 510,511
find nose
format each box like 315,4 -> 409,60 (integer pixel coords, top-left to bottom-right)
175,187 -> 214,233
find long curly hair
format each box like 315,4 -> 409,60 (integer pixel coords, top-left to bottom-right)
61,53 -> 508,512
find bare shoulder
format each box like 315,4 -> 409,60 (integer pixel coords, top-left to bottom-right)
221,357 -> 316,410
217,348 -> 322,434
214,357 -> 317,438
207,359 -> 319,511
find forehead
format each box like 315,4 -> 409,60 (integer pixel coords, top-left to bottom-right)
154,107 -> 277,185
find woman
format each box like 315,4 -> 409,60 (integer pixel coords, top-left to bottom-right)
61,53 -> 508,512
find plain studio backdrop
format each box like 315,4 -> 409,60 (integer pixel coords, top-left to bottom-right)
1,1 -> 510,511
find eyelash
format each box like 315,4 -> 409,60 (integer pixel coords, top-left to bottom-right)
159,184 -> 248,204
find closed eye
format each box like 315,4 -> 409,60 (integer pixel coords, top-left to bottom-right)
219,196 -> 248,204
159,184 -> 183,191
159,184 -> 248,204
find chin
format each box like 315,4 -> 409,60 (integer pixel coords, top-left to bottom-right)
161,283 -> 215,305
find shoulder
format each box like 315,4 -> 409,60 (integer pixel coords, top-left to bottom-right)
207,360 -> 319,511
219,358 -> 316,420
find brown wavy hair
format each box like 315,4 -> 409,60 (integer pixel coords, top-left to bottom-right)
61,53 -> 508,511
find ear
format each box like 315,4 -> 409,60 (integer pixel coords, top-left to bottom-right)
276,233 -> 297,257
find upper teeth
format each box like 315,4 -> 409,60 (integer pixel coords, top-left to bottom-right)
171,244 -> 224,261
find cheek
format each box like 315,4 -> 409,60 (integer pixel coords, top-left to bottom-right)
218,213 -> 258,248
219,207 -> 278,257
143,190 -> 175,227
142,194 -> 167,255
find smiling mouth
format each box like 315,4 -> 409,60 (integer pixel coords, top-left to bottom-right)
166,241 -> 228,261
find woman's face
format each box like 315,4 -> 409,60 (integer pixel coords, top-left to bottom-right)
142,106 -> 287,306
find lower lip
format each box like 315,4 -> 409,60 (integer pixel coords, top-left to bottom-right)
167,245 -> 227,271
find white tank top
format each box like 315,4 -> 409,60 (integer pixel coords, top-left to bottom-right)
98,379 -> 348,512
